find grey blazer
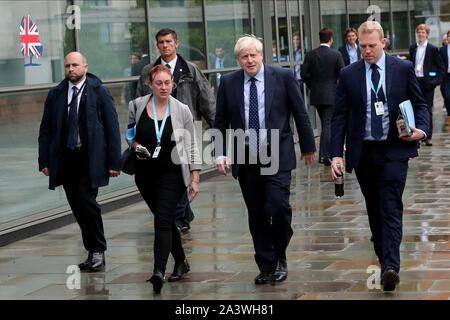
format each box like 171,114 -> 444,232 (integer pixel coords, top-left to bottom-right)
126,94 -> 202,187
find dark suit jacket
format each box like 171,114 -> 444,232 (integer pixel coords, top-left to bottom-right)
301,45 -> 344,105
38,73 -> 121,190
439,45 -> 449,74
214,64 -> 316,178
338,43 -> 361,66
330,55 -> 430,173
409,43 -> 445,90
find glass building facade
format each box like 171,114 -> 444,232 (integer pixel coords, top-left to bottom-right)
1,0 -> 449,231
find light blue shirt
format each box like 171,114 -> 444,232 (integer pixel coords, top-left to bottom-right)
347,44 -> 358,64
294,49 -> 302,80
414,40 -> 427,77
447,45 -> 450,73
244,64 -> 266,144
364,52 -> 389,141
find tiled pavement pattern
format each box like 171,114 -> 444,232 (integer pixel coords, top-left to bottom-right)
1,100 -> 450,300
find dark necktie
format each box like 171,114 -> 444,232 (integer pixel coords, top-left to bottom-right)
165,63 -> 171,71
370,64 -> 385,140
67,86 -> 79,150
248,77 -> 259,154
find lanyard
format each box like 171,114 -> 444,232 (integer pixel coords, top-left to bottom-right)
367,66 -> 384,101
67,81 -> 86,107
151,97 -> 170,145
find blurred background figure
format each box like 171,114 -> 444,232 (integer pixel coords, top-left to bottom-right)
122,52 -> 141,106
293,32 -> 304,96
338,27 -> 361,66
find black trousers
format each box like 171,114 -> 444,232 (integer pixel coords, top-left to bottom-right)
418,78 -> 435,139
135,168 -> 186,273
238,164 -> 293,273
61,148 -> 106,252
355,142 -> 408,273
175,191 -> 194,227
315,104 -> 334,162
441,73 -> 450,116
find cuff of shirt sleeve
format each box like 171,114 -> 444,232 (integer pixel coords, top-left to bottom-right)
215,155 -> 228,164
416,128 -> 427,140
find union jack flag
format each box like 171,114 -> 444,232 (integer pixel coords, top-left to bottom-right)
20,15 -> 43,58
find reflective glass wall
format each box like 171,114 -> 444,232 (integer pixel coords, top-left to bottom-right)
1,0 -> 446,229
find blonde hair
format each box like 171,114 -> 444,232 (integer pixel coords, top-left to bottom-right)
416,24 -> 430,35
358,21 -> 384,40
234,35 -> 263,58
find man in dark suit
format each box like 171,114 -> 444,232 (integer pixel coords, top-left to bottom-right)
409,23 -> 445,146
439,30 -> 450,121
214,35 -> 316,285
338,27 -> 362,66
38,52 -> 122,272
301,28 -> 344,166
209,46 -> 235,97
136,28 -> 216,233
331,22 -> 430,292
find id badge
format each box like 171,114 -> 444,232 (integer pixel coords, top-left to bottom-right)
374,101 -> 384,116
152,145 -> 161,158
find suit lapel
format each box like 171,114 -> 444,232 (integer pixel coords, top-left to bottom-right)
235,70 -> 245,126
445,46 -> 449,70
385,54 -> 394,101
358,60 -> 367,110
56,82 -> 69,137
411,44 -> 417,65
264,65 -> 275,120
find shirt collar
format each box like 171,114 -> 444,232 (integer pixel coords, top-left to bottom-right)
320,43 -> 330,48
69,76 -> 86,92
161,56 -> 178,71
364,51 -> 386,72
417,40 -> 428,48
244,64 -> 265,83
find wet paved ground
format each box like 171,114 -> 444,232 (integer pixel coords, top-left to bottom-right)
1,100 -> 450,300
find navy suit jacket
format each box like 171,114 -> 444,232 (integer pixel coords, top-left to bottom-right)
214,64 -> 316,178
330,55 -> 430,173
38,73 -> 121,190
338,44 -> 361,66
439,45 -> 449,74
409,43 -> 445,89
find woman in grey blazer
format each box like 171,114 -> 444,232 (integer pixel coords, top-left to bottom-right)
126,65 -> 201,294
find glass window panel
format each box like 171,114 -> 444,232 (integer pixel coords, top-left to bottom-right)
391,0 -> 410,51
348,0 -> 370,30
276,0 -> 289,63
0,0 -> 72,88
320,0 -> 346,49
0,83 -> 134,225
370,1 -> 392,50
205,0 -> 249,96
413,0 -> 440,16
148,0 -> 206,70
77,0 -> 148,80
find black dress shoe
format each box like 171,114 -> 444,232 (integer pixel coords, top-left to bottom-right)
272,259 -> 288,283
254,272 -> 273,285
149,272 -> 165,294
381,268 -> 399,292
89,252 -> 105,272
78,252 -> 93,272
168,259 -> 190,282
